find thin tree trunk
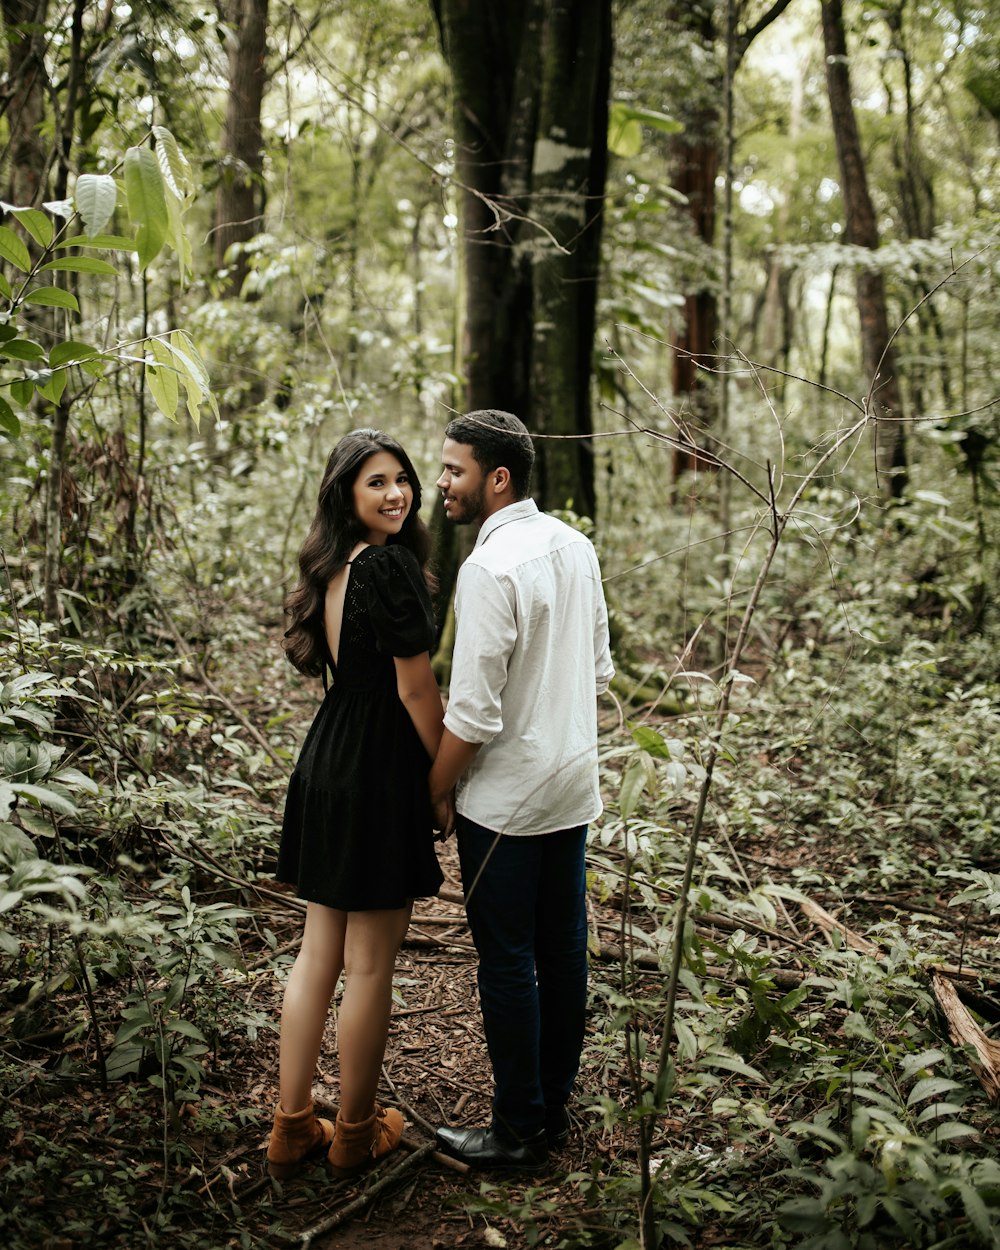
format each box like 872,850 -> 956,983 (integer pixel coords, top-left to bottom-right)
214,0 -> 269,297
822,0 -> 908,497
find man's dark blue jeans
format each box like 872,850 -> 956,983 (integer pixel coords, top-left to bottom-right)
456,815 -> 588,1141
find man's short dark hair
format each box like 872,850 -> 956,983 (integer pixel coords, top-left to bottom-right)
445,409 -> 535,499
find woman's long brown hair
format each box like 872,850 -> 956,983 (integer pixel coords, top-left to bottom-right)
283,428 -> 434,676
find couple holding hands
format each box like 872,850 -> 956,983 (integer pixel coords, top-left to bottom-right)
265,410 -> 614,1180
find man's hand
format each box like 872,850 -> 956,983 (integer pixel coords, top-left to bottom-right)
432,790 -> 456,842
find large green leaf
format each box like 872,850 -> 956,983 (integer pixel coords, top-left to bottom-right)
49,340 -> 103,368
0,397 -> 20,439
74,173 -> 118,236
152,125 -> 194,199
37,371 -> 67,405
0,226 -> 31,272
145,361 -> 179,421
1,339 -> 45,361
54,234 -> 137,252
24,286 -> 81,312
125,146 -> 168,271
41,256 -> 118,276
10,208 -> 54,250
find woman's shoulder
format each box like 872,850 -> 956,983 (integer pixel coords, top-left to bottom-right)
359,543 -> 423,574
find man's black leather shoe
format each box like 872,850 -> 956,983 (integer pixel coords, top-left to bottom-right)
435,1125 -> 548,1171
545,1106 -> 570,1149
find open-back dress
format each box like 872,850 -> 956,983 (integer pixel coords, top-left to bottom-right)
277,543 -> 444,910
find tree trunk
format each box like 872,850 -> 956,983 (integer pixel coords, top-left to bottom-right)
214,0 -> 269,297
1,0 -> 50,206
821,0 -> 908,497
529,0 -> 610,516
432,0 -> 611,517
665,0 -> 794,479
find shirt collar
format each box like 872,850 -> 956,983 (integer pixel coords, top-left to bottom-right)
474,498 -> 539,549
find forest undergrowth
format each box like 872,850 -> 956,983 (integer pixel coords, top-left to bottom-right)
2,494 -> 1000,1249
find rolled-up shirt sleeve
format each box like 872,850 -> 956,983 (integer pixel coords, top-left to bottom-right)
444,562 -> 517,745
590,550 -> 615,695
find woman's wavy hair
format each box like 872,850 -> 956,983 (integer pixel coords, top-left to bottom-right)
283,428 -> 434,676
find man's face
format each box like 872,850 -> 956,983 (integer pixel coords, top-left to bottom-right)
437,438 -> 487,525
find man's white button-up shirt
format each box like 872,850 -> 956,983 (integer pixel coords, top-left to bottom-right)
444,499 -> 615,835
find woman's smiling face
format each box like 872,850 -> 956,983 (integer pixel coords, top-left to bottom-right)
352,450 -> 413,544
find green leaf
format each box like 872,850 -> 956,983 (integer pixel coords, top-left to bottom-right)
10,378 -> 32,406
631,724 -> 671,758
700,1050 -> 766,1081
0,226 -> 32,272
608,104 -> 643,158
54,234 -> 137,252
124,145 -> 168,271
74,173 -> 118,236
166,1018 -> 207,1042
37,371 -> 67,405
24,286 -> 80,312
1,339 -> 45,361
0,272 -> 11,298
900,1047 -> 948,1076
619,758 -> 647,820
40,256 -> 118,276
0,396 -> 20,439
145,362 -> 179,421
152,125 -> 194,198
10,208 -> 54,250
957,1180 -> 992,1238
906,1076 -> 962,1105
49,340 -> 103,368
10,782 -> 78,817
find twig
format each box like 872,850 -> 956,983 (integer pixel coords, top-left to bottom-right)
294,1144 -> 436,1244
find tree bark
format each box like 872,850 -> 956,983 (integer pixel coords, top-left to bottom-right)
214,0 -> 269,297
665,0 -> 794,479
529,0 -> 610,516
821,0 -> 908,498
432,0 -> 611,517
0,0 -> 50,206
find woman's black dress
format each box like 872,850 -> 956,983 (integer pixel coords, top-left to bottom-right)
277,543 -> 444,910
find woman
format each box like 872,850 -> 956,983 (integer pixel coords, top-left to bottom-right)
266,428 -> 446,1179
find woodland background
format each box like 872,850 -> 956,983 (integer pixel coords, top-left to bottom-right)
0,1 -> 999,1247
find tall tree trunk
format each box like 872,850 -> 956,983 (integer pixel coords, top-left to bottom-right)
432,0 -> 611,517
1,0 -> 50,206
667,2 -> 719,479
821,0 -> 908,498
214,0 -> 269,298
530,0 -> 610,516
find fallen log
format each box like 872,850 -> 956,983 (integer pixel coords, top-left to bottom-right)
799,897 -> 881,955
931,972 -> 1000,1106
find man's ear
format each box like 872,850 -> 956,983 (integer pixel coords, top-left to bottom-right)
492,466 -> 511,492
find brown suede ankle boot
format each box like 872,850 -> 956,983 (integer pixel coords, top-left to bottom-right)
266,1102 -> 335,1179
327,1103 -> 404,1176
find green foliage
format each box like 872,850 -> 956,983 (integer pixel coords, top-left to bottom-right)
0,128 -> 215,438
0,666 -> 98,954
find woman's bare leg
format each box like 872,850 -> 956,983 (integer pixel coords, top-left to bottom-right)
278,902 -> 347,1113
337,906 -> 412,1121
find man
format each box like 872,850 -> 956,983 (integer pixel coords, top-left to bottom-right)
429,409 -> 614,1170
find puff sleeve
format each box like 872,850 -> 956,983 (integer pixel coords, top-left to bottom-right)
365,545 -> 436,657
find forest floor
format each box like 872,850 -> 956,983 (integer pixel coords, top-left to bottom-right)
3,651 -> 999,1249
7,812 -> 999,1250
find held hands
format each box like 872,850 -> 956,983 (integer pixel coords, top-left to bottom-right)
432,790 -> 456,842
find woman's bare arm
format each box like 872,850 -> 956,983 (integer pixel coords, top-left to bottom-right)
393,653 -> 445,761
